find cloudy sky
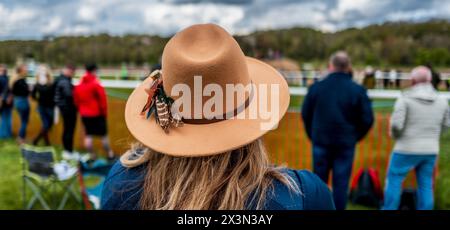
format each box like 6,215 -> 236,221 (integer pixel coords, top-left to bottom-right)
0,0 -> 449,40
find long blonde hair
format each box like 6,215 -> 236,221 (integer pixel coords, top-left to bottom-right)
35,65 -> 53,86
10,65 -> 27,88
121,139 -> 299,210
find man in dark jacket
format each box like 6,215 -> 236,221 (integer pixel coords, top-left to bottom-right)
54,65 -> 77,157
302,51 -> 374,210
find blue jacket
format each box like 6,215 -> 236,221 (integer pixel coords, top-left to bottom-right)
302,72 -> 374,147
0,74 -> 9,101
101,161 -> 335,210
0,74 -> 12,109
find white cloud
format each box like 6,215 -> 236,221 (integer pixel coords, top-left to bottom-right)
0,0 -> 449,39
42,16 -> 63,34
337,0 -> 371,11
0,4 -> 37,35
78,5 -> 98,22
143,3 -> 244,35
433,0 -> 450,18
239,2 -> 331,33
330,0 -> 389,22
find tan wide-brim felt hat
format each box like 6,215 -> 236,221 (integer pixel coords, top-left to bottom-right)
125,24 -> 290,157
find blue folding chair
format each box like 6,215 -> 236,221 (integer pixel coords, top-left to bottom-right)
79,159 -> 114,209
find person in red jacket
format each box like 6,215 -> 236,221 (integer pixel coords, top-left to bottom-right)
74,63 -> 115,161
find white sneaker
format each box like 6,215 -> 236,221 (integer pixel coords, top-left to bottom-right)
62,150 -> 73,160
62,151 -> 81,161
79,153 -> 91,162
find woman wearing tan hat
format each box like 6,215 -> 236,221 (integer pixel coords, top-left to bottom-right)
101,24 -> 334,210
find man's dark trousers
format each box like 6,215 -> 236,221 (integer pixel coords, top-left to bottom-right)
313,144 -> 355,210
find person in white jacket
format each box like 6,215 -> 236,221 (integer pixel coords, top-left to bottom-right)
383,66 -> 450,210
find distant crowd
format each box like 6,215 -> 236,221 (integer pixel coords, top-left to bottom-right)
361,64 -> 449,90
0,63 -> 115,162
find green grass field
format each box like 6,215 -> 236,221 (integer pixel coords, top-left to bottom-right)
0,141 -> 84,210
1,92 -> 449,210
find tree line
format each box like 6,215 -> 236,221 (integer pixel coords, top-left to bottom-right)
0,20 -> 449,68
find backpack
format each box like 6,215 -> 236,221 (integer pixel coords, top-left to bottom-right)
399,189 -> 417,210
349,168 -> 383,208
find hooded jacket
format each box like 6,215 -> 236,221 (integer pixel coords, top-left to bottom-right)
390,83 -> 450,154
0,74 -> 12,108
74,72 -> 107,117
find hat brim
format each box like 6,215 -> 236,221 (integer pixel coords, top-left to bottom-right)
124,57 -> 290,157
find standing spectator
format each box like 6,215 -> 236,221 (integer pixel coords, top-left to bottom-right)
446,74 -> 450,91
301,69 -> 308,87
395,70 -> 401,89
389,69 -> 398,89
447,78 -> 450,91
383,68 -> 390,89
31,65 -> 55,146
0,65 -> 13,139
74,64 -> 114,161
54,64 -> 77,158
11,65 -> 30,144
426,63 -> 441,90
375,69 -> 383,89
302,51 -> 374,210
120,63 -> 128,80
383,66 -> 450,210
362,66 -> 375,89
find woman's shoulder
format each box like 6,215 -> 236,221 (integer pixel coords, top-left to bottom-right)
106,160 -> 147,181
267,169 -> 335,210
294,170 -> 335,210
101,163 -> 335,210
101,161 -> 147,210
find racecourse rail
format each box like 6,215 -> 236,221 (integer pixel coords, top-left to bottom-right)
26,78 -> 450,99
86,68 -> 450,81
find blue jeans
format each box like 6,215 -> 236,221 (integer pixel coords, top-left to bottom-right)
0,106 -> 12,138
313,144 -> 355,210
14,97 -> 30,139
383,153 -> 437,210
37,106 -> 54,131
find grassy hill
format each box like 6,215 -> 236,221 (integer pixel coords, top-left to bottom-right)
0,20 -> 449,68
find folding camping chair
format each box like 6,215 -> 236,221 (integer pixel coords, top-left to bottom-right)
21,144 -> 81,210
78,159 -> 114,210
